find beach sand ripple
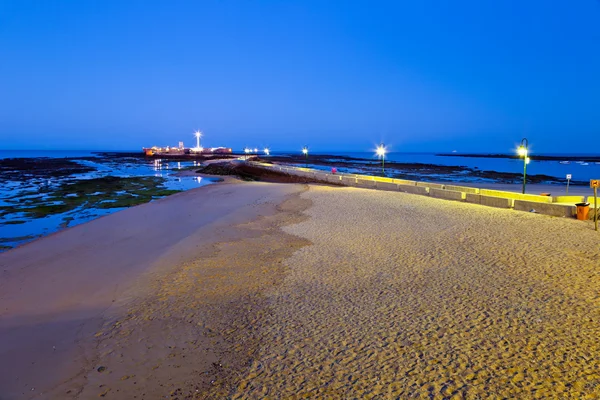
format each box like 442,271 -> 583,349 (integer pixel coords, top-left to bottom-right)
229,186 -> 600,399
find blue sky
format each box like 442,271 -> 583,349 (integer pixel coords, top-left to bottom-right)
1,1 -> 599,152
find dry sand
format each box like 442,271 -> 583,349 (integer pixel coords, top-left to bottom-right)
229,186 -> 600,399
2,181 -> 600,399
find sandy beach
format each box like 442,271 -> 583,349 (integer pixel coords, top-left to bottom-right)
1,180 -> 599,398
229,186 -> 600,398
0,178 -> 311,399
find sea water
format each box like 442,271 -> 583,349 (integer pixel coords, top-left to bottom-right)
0,154 -> 215,250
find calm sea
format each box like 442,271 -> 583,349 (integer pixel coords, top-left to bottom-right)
2,149 -> 600,182
0,150 -> 214,250
0,150 -> 106,159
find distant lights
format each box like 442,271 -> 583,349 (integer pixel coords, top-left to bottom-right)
264,148 -> 270,156
193,130 -> 202,150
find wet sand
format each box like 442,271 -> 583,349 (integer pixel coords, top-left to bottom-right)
0,178 -> 311,399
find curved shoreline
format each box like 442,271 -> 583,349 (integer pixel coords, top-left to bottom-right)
0,179 -> 311,399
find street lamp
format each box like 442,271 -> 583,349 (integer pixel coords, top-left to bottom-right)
376,143 -> 386,175
517,138 -> 529,194
194,130 -> 202,150
244,147 -> 250,161
264,148 -> 270,156
302,146 -> 308,168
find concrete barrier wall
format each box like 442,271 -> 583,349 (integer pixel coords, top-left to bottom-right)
326,174 -> 344,184
373,177 -> 395,183
480,195 -> 513,209
392,179 -> 417,186
398,185 -> 429,196
342,176 -> 358,186
313,172 -> 330,181
376,182 -> 399,191
479,189 -> 553,203
514,200 -> 576,218
429,188 -> 466,201
444,185 -> 479,194
585,197 -> 600,206
429,188 -> 465,201
356,178 -> 376,188
465,193 -> 481,204
298,170 -> 314,178
416,182 -> 445,190
553,196 -> 584,203
250,163 -> 587,218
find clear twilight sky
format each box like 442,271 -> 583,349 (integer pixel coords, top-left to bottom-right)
1,1 -> 599,153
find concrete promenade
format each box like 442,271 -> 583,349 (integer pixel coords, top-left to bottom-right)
250,161 -> 600,220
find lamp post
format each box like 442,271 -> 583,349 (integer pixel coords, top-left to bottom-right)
376,143 -> 386,175
517,138 -> 529,194
264,148 -> 270,156
194,130 -> 202,150
302,146 -> 308,168
244,147 -> 250,161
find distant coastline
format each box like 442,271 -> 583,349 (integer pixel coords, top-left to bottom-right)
437,153 -> 600,162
